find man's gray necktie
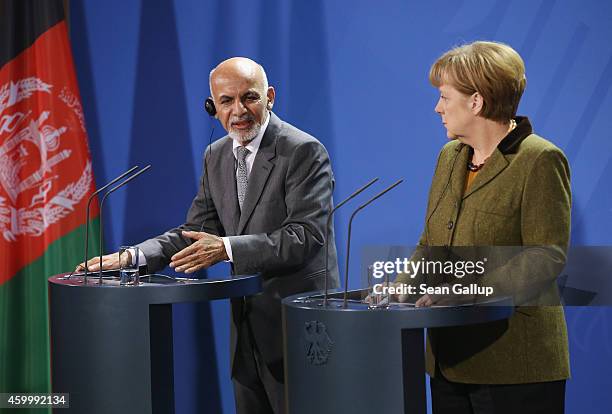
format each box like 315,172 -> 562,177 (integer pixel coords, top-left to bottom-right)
236,146 -> 250,211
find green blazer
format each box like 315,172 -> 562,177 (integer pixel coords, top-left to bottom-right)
397,117 -> 571,384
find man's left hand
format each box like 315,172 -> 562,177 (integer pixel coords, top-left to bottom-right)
169,231 -> 229,273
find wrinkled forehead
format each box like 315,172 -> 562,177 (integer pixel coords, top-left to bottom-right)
211,64 -> 266,95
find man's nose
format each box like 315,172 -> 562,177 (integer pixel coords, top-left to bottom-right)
232,99 -> 247,114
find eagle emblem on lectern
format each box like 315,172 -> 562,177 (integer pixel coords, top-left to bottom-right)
304,320 -> 333,366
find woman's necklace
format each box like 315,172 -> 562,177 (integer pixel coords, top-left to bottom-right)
467,119 -> 517,172
467,159 -> 487,172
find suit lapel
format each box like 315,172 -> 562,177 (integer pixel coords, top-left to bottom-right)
463,148 -> 509,199
236,114 -> 279,234
221,139 -> 241,235
449,144 -> 469,201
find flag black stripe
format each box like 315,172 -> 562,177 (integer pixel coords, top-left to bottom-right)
0,0 -> 65,70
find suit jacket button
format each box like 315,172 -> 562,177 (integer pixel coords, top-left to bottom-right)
447,221 -> 454,229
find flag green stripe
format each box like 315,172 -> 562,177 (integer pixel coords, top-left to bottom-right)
0,218 -> 100,410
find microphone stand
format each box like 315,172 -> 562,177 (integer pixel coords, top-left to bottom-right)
322,178 -> 379,306
343,179 -> 404,308
82,166 -> 140,283
97,165 -> 152,284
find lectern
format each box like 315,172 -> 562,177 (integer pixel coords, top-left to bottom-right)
282,291 -> 513,414
48,272 -> 261,414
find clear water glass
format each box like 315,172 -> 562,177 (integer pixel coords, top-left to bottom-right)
119,246 -> 140,286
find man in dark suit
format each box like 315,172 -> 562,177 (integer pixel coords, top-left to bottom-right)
79,57 -> 339,414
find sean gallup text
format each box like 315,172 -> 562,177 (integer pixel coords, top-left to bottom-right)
372,283 -> 494,297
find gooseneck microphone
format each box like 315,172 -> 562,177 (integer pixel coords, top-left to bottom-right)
342,179 -> 404,308
198,126 -> 216,234
82,166 -> 140,280
97,165 -> 152,284
322,177 -> 379,306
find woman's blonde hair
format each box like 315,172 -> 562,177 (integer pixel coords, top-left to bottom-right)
429,41 -> 526,123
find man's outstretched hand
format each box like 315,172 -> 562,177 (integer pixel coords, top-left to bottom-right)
75,251 -> 131,272
169,231 -> 229,273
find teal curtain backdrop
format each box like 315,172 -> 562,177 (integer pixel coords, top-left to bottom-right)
70,1 -> 612,413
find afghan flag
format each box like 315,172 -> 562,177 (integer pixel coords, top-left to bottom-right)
0,0 -> 100,398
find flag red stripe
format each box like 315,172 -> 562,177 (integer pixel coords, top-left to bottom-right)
0,21 -> 98,284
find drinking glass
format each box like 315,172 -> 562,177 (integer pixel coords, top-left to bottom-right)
119,246 -> 140,286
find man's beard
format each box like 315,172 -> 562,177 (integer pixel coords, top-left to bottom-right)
228,115 -> 261,145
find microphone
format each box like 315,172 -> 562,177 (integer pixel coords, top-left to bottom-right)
199,97 -> 218,236
322,178 -> 379,306
342,179 -> 404,308
97,165 -> 152,284
82,166 -> 140,280
198,126 -> 216,234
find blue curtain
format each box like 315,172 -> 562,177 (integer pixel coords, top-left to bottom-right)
70,1 -> 612,412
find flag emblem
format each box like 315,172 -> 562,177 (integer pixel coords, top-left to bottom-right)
0,76 -> 93,243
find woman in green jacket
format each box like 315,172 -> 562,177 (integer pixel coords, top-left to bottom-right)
397,41 -> 571,414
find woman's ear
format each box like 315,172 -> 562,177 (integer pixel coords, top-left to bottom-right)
471,92 -> 484,116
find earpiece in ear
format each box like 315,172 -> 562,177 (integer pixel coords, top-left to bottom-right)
204,97 -> 216,117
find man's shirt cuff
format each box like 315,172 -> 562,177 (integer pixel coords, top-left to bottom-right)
221,237 -> 233,262
128,248 -> 147,267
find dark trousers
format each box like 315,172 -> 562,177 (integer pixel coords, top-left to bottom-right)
431,369 -> 566,414
232,319 -> 285,414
